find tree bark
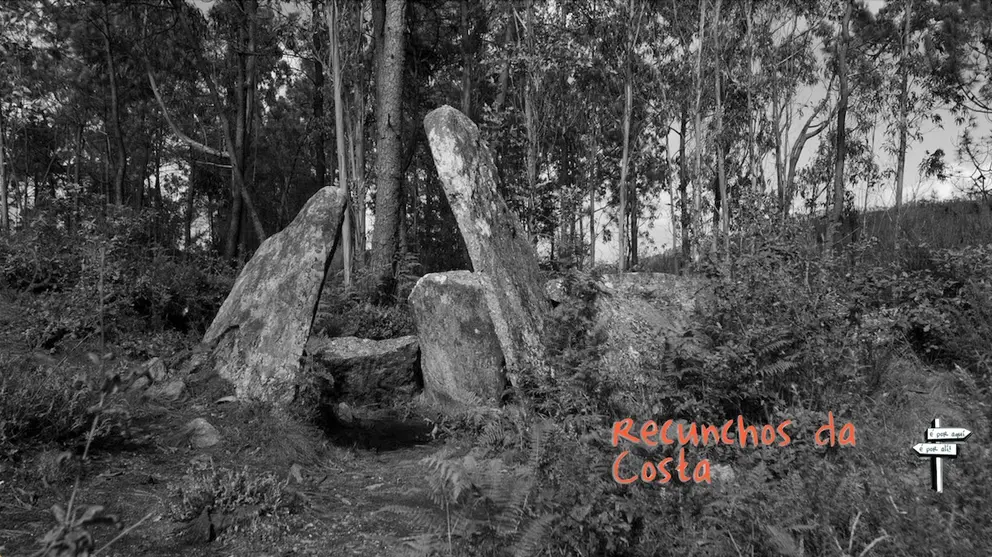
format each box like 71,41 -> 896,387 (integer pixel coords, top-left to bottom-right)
68,123 -> 82,231
668,131 -> 678,271
352,86 -> 368,266
713,0 -> 728,260
135,114 -> 151,210
370,0 -> 406,298
312,0 -> 328,192
618,24 -> 632,271
185,148 -> 195,251
460,0 -> 472,117
894,0 -> 913,249
328,0 -> 352,286
828,0 -> 851,253
746,0 -> 756,190
588,135 -> 597,267
101,3 -> 127,206
153,130 -> 162,238
692,0 -> 706,263
352,0 -> 372,266
0,104 -> 7,234
524,0 -> 538,238
493,12 -> 513,113
773,72 -> 785,210
678,106 -> 691,263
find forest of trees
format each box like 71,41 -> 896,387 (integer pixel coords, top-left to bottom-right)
0,0 -> 990,287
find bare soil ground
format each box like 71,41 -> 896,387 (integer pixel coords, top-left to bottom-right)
0,294 -> 449,557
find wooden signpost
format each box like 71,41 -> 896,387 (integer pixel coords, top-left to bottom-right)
913,418 -> 971,493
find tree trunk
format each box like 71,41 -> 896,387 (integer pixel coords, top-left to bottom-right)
224,11 -> 249,260
668,131 -> 678,272
153,131 -> 162,240
312,0 -> 328,192
460,0 -> 472,117
353,87 -> 368,265
219,0 -> 266,261
135,118 -> 151,210
328,0 -> 352,286
828,0 -> 851,253
678,106 -> 691,263
370,0 -> 406,298
71,123 -> 82,231
0,105 -> 7,234
493,12 -> 513,113
713,0 -> 728,260
588,135 -> 597,267
692,0 -> 706,263
185,149 -> 195,251
773,75 -> 784,210
746,0 -> 756,189
618,47 -> 632,271
524,0 -> 538,238
353,0 -> 373,265
630,180 -> 638,268
893,0 -> 913,249
618,0 -> 638,272
101,4 -> 127,207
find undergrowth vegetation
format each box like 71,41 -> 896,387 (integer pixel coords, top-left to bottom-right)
0,203 -> 233,351
3,200 -> 991,556
312,256 -> 419,340
405,213 -> 992,556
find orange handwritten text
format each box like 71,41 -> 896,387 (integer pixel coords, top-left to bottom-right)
611,417 -> 795,485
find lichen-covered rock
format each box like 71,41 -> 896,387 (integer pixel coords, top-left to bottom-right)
545,278 -> 567,305
145,378 -> 186,402
408,271 -> 506,406
184,418 -> 221,449
424,106 -> 548,382
305,335 -> 419,404
202,187 -> 347,405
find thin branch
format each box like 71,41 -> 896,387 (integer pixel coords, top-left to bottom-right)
146,68 -> 226,158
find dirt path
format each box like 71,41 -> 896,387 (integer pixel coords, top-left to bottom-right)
0,292 -> 449,556
2,400 -> 448,557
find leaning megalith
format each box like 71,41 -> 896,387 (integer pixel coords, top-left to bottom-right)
408,271 -> 506,406
424,106 -> 549,382
202,186 -> 347,405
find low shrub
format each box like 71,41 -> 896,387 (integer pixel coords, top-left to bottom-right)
313,267 -> 415,340
171,464 -> 293,523
1,205 -> 233,350
0,356 -> 102,453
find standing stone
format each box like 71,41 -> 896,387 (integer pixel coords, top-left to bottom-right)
305,335 -> 420,404
424,106 -> 549,380
203,187 -> 347,405
409,271 -> 506,405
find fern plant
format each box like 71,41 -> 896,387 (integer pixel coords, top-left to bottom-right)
382,423 -> 557,557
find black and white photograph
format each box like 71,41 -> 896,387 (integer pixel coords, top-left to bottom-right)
0,0 -> 990,555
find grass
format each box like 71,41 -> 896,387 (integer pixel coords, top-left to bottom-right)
0,354 -> 104,453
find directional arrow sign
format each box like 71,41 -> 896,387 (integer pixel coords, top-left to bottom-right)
926,428 -> 971,441
913,442 -> 957,457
